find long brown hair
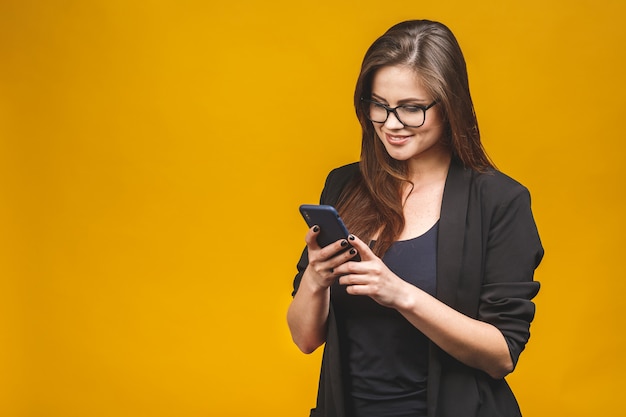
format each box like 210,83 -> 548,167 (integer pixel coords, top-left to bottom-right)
337,20 -> 494,256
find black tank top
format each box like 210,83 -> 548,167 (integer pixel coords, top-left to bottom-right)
332,222 -> 438,417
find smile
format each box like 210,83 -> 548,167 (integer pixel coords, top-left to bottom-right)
385,133 -> 412,145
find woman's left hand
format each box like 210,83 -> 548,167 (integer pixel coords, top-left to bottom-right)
333,234 -> 412,309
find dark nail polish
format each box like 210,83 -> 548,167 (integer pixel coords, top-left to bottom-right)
349,248 -> 357,255
313,225 -> 319,232
349,235 -> 355,241
341,240 -> 348,247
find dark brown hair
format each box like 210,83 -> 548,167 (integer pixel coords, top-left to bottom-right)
337,20 -> 494,256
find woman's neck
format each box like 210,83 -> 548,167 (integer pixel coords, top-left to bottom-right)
406,147 -> 452,186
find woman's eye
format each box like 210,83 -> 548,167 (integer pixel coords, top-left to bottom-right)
401,106 -> 422,113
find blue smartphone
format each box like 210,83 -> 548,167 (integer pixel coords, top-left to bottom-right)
299,204 -> 351,248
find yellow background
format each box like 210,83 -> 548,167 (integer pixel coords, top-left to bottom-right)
1,1 -> 624,416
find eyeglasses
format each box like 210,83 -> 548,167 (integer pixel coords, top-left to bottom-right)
361,98 -> 438,128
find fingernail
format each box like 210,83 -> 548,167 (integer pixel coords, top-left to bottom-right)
341,240 -> 348,247
349,235 -> 355,241
330,268 -> 334,273
349,248 -> 357,255
313,225 -> 319,232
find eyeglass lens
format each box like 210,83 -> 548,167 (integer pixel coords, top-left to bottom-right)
367,102 -> 426,127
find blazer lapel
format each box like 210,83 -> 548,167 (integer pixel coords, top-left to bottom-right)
427,160 -> 472,417
436,160 -> 472,307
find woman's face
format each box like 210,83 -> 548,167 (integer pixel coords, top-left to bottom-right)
369,65 -> 447,167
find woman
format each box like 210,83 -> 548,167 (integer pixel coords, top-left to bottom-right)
287,20 -> 543,417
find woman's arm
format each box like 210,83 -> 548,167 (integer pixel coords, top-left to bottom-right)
287,227 -> 358,354
392,280 -> 514,379
334,235 -> 513,379
287,269 -> 330,354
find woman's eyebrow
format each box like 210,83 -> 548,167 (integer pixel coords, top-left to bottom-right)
371,93 -> 429,104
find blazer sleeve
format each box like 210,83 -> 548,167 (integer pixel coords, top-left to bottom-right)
478,183 -> 544,368
291,163 -> 359,297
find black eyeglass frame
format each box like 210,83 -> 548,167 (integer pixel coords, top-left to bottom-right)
360,98 -> 438,128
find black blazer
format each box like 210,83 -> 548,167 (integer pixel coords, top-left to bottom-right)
292,160 -> 544,417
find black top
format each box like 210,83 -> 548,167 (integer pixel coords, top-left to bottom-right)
332,222 -> 438,417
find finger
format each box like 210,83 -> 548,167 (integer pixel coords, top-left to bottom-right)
319,239 -> 353,263
337,267 -> 369,285
338,274 -> 356,286
346,234 -> 375,260
309,235 -> 354,265
333,255 -> 367,280
344,283 -> 368,296
304,225 -> 322,249
326,246 -> 359,271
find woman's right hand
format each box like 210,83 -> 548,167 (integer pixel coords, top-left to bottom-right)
287,226 -> 359,354
302,226 -> 359,291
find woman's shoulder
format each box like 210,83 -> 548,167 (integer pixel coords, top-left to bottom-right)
320,162 -> 360,205
473,167 -> 527,190
470,167 -> 532,207
327,162 -> 360,180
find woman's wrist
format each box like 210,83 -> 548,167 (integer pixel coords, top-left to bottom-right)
302,269 -> 332,295
394,281 -> 423,313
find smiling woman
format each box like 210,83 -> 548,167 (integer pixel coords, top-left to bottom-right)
287,20 -> 543,417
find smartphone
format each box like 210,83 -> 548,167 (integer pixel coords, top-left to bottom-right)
299,204 -> 351,248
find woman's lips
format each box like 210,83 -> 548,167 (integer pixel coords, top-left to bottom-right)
385,133 -> 411,145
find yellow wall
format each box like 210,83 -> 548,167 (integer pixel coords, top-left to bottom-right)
1,1 -> 624,416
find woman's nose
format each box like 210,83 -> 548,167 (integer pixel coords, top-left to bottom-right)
383,110 -> 404,129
